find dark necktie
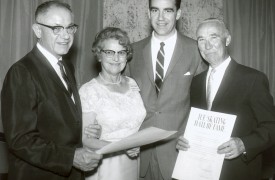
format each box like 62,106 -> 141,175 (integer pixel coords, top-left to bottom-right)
57,60 -> 73,96
155,42 -> 165,95
206,68 -> 216,110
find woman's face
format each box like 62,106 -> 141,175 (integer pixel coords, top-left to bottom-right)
99,39 -> 127,76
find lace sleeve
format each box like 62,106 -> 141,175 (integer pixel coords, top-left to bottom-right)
79,82 -> 99,113
127,76 -> 140,92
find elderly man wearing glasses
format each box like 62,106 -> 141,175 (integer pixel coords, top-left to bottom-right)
1,1 -> 102,180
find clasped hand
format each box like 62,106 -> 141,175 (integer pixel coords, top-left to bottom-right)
73,147 -> 102,172
176,136 -> 246,160
84,120 -> 102,139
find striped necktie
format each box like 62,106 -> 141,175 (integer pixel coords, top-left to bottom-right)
57,60 -> 73,96
155,42 -> 165,95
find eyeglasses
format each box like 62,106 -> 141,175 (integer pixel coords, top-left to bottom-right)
150,8 -> 175,16
100,50 -> 128,58
36,22 -> 78,35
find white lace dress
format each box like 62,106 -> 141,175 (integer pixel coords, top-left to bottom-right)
79,76 -> 146,180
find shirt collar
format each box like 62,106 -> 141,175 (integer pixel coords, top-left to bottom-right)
37,43 -> 62,64
208,56 -> 231,73
152,30 -> 177,45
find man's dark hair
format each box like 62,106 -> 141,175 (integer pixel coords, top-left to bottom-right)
148,0 -> 182,10
35,1 -> 72,21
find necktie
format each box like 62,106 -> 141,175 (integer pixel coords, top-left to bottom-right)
155,42 -> 165,94
57,60 -> 73,96
206,68 -> 216,110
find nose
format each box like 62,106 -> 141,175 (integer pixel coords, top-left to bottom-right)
205,40 -> 213,50
158,11 -> 164,20
59,29 -> 70,39
113,53 -> 119,62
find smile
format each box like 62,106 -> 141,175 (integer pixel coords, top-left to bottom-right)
58,42 -> 69,45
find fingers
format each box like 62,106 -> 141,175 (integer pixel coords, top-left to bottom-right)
126,147 -> 140,157
84,124 -> 102,139
217,137 -> 245,159
73,148 -> 102,172
176,136 -> 190,151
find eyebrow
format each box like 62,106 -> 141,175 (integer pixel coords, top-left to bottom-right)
52,23 -> 76,27
150,7 -> 175,10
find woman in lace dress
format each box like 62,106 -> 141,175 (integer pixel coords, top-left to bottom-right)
79,27 -> 146,180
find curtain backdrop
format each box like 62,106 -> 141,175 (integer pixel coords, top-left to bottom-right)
0,0 -> 103,133
223,0 -> 275,102
224,1 -> 275,178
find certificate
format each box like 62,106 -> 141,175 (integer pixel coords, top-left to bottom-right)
96,127 -> 177,155
172,107 -> 236,180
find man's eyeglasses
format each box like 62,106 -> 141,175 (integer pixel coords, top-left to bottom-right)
150,8 -> 175,16
100,50 -> 128,59
36,22 -> 78,35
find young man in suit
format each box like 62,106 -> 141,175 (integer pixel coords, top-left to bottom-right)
1,1 -> 102,179
176,18 -> 275,180
125,0 -> 206,179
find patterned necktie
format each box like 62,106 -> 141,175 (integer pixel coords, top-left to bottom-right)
155,42 -> 165,95
57,60 -> 73,96
206,68 -> 216,110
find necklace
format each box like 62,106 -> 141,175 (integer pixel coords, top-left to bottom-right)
99,73 -> 122,85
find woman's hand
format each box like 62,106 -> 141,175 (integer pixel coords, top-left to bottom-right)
84,120 -> 102,139
126,147 -> 140,158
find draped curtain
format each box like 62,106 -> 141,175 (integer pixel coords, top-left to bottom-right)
223,0 -> 275,102
0,0 -> 103,133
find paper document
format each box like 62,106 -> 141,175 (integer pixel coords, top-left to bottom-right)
96,127 -> 177,155
172,107 -> 236,180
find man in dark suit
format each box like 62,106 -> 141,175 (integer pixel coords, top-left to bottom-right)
125,0 -> 205,179
1,1 -> 101,180
176,18 -> 275,180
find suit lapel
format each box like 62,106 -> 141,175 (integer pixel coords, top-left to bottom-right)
62,61 -> 82,117
164,33 -> 191,81
143,39 -> 155,86
212,60 -> 238,109
32,47 -> 69,94
32,47 -> 80,112
201,72 -> 208,109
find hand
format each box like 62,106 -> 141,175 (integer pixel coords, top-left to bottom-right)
84,120 -> 102,139
217,137 -> 245,160
176,135 -> 190,151
73,147 -> 102,172
126,147 -> 140,158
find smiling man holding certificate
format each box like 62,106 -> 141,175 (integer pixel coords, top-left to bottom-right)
176,18 -> 275,180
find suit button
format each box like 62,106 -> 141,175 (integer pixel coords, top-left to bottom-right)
155,111 -> 161,114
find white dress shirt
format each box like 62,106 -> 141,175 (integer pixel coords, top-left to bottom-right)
206,57 -> 231,104
37,43 -> 74,101
151,31 -> 177,80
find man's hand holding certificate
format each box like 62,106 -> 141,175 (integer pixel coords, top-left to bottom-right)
172,107 -> 236,180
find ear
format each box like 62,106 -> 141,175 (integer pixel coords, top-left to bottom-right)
97,54 -> 102,62
148,9 -> 151,19
225,35 -> 231,46
176,9 -> 181,20
32,24 -> 42,39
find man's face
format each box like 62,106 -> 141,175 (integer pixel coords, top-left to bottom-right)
33,7 -> 75,58
196,21 -> 230,67
148,0 -> 181,40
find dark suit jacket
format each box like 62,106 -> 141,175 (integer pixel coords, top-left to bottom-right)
126,32 -> 206,179
1,47 -> 84,180
190,59 -> 275,180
